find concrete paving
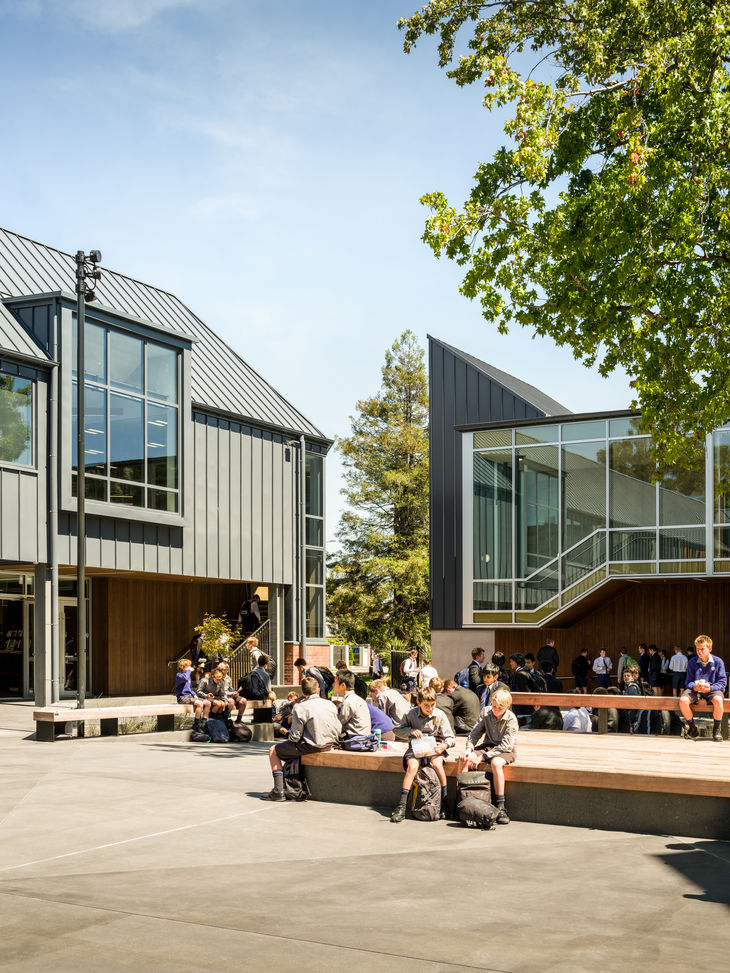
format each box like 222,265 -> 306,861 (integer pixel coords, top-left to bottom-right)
1,701 -> 729,973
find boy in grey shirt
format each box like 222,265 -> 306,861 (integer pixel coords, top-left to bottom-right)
334,669 -> 371,739
458,687 -> 517,826
391,686 -> 456,823
261,676 -> 340,802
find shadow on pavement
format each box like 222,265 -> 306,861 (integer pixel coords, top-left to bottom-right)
659,840 -> 730,906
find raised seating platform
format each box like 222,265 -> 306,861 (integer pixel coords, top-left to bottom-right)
301,733 -> 730,839
33,703 -> 193,741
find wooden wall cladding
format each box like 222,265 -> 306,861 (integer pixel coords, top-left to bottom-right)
92,578 -> 248,696
493,579 -> 730,672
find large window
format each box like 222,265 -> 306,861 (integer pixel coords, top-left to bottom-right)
72,321 -> 179,511
466,417 -> 711,625
305,451 -> 325,638
0,371 -> 33,467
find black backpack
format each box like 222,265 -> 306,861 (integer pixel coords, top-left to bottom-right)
314,666 -> 335,691
238,672 -> 254,698
354,674 -> 368,699
528,669 -> 547,693
456,771 -> 499,830
408,765 -> 442,821
339,733 -> 379,752
190,729 -> 210,743
229,722 -> 252,743
282,757 -> 310,801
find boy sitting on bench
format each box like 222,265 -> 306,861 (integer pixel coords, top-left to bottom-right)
680,635 -> 727,742
390,685 -> 455,823
457,687 -> 517,825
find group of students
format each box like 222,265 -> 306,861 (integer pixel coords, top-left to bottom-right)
570,642 -> 698,695
173,634 -> 275,732
259,656 -> 518,825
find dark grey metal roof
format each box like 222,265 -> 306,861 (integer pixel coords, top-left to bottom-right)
0,227 -> 328,441
432,337 -> 570,417
0,299 -> 52,363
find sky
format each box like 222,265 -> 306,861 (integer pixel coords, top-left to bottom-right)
0,0 -> 632,547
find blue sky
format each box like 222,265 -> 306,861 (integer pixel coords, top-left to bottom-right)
0,0 -> 631,545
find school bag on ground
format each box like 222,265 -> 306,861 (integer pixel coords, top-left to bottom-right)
190,728 -> 210,743
409,765 -> 442,821
228,722 -> 252,743
205,718 -> 230,743
456,770 -> 499,830
282,757 -> 310,801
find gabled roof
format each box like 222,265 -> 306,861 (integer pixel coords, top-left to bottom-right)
0,299 -> 52,364
431,336 -> 570,417
0,227 -> 328,442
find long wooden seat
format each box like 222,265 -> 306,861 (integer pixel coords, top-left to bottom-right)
33,703 -> 193,742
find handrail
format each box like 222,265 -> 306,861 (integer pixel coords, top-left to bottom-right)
228,619 -> 271,687
519,528 -> 606,585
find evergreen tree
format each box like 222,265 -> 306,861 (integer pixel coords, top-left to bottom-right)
328,331 -> 429,650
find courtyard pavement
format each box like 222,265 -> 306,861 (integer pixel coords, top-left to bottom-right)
1,701 -> 729,973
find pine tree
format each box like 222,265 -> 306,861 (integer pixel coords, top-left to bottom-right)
328,331 -> 429,649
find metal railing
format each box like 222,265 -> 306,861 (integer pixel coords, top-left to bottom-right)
228,619 -> 271,687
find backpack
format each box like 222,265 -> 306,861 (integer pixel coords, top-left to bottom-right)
354,674 -> 368,700
238,672 -> 254,698
229,722 -> 252,743
282,757 -> 310,801
527,669 -> 547,693
339,733 -> 379,752
205,718 -> 230,743
190,729 -> 210,743
454,666 -> 470,688
400,658 -> 409,678
408,765 -> 442,821
456,771 -> 499,830
314,666 -> 335,691
250,669 -> 268,700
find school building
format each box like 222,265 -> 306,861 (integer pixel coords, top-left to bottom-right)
0,227 -> 330,704
429,336 -> 730,677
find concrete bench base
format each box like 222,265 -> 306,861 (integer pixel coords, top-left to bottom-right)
34,704 -> 193,742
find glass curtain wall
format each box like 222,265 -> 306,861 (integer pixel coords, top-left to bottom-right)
305,451 -> 325,638
467,417 -> 710,625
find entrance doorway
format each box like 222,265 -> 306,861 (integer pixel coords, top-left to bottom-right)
59,599 -> 91,698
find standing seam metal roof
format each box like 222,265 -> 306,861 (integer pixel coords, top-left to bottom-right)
0,227 -> 327,441
431,336 -> 570,417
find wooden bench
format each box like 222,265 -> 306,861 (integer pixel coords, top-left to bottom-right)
33,703 -> 194,742
510,692 -> 730,736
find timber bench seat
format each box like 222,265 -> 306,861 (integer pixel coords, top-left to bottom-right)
300,732 -> 730,839
33,703 -> 193,742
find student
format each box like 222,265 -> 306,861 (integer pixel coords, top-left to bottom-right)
443,679 -> 481,734
402,648 -> 421,696
466,647 -> 486,694
218,661 -> 249,723
537,638 -> 559,672
294,657 -> 330,698
491,651 -> 511,688
419,660 -> 439,689
622,665 -> 648,734
273,691 -> 300,737
562,691 -> 592,732
371,652 -> 384,679
390,686 -> 455,823
679,635 -> 727,742
174,658 -> 211,726
647,645 -> 662,695
245,636 -> 260,668
430,677 -> 455,731
368,679 -> 411,723
508,653 -> 535,726
261,676 -> 340,801
669,643 -> 688,696
458,687 -> 517,825
334,669 -> 371,739
367,701 -> 396,741
477,663 -> 509,709
571,649 -> 590,694
197,667 -> 233,717
592,649 -> 612,689
250,655 -> 272,700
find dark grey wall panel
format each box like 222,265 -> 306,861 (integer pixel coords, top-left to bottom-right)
429,338 -> 551,631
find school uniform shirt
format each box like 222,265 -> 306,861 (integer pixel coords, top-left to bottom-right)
419,664 -> 438,688
392,706 -> 456,748
289,695 -> 341,748
563,707 -> 592,732
466,706 -> 518,757
376,687 -> 411,723
338,690 -> 371,738
592,656 -> 612,675
669,653 -> 688,673
174,670 -> 201,702
403,657 -> 420,681
197,675 -> 228,701
478,680 -> 510,713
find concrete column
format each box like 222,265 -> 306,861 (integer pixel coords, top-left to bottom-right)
268,585 -> 283,681
33,563 -> 54,706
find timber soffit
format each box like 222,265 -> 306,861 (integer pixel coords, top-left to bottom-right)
0,227 -> 329,444
429,335 -> 571,418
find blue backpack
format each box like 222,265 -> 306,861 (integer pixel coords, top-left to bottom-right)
454,666 -> 470,688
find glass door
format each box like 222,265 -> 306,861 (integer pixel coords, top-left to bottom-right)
0,597 -> 25,698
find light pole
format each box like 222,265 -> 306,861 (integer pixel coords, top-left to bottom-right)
75,249 -> 102,710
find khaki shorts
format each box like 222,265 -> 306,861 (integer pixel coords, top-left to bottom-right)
475,750 -> 516,765
681,688 -> 724,704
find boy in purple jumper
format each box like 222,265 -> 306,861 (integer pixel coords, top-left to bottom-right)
680,635 -> 727,742
174,659 -> 211,728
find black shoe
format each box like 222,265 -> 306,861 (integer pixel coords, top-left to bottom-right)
495,807 -> 510,825
682,722 -> 700,740
260,789 -> 285,802
391,804 -> 406,823
713,729 -> 724,742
